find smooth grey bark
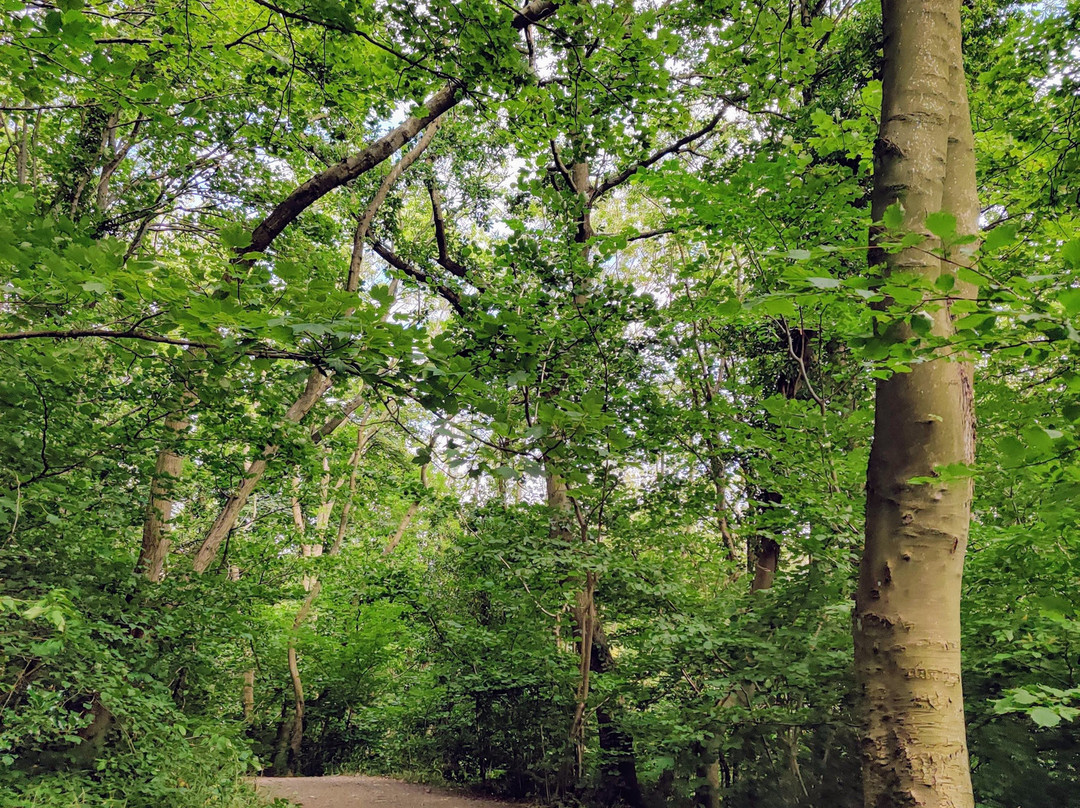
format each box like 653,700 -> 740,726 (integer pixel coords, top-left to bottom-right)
853,3 -> 979,806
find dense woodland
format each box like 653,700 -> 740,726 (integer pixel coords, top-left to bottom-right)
0,0 -> 1078,806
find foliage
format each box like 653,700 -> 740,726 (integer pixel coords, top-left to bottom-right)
1,0 -> 1079,807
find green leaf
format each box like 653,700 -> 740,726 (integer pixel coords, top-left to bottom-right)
1057,288 -> 1080,316
925,211 -> 957,242
1032,594 -> 1073,619
983,223 -> 1019,253
1029,707 -> 1061,728
1023,425 -> 1056,454
81,280 -> 108,294
997,435 -> 1025,461
1063,239 -> 1080,270
757,296 -> 797,317
882,203 -> 905,230
715,297 -> 742,315
910,311 -> 934,336
135,83 -> 160,101
220,224 -> 253,251
935,272 -> 956,292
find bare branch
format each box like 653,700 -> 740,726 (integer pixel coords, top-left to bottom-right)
426,179 -> 469,279
311,390 -> 367,444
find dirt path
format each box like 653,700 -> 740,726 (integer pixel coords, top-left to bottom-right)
255,775 -> 525,808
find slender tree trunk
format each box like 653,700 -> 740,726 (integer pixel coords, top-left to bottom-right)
193,371 -> 332,573
95,115 -> 141,211
383,450 -> 430,556
286,581 -> 319,773
547,146 -> 643,805
272,700 -> 291,774
284,426 -> 371,773
136,407 -> 191,581
331,412 -> 374,555
591,621 -> 645,808
16,113 -> 29,185
285,459 -> 320,773
383,502 -> 419,556
853,3 -> 978,807
693,529 -> 778,808
750,535 -> 780,593
242,668 -> 255,721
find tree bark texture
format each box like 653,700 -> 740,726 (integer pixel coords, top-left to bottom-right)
853,3 -> 979,807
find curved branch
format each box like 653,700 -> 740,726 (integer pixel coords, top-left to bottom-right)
348,117 -> 443,292
0,328 -> 313,362
245,0 -> 558,256
426,179 -> 469,279
593,111 -> 726,200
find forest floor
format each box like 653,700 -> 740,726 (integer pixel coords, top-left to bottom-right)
255,775 -> 525,808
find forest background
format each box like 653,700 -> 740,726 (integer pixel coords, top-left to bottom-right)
0,0 -> 1078,807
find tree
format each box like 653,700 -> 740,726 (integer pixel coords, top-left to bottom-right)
853,2 -> 981,806
3,2 -> 1080,807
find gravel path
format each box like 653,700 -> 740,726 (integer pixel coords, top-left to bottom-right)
255,775 -> 525,808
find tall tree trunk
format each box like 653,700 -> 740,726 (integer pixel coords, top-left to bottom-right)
384,439 -> 432,556
591,621 -> 645,808
286,581 -> 319,773
547,144 -> 643,805
331,411 -> 375,555
694,523 -> 779,808
853,3 -> 978,807
15,113 -> 30,185
242,668 -> 255,721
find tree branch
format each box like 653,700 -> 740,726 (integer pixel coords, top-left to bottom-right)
549,139 -> 574,191
245,0 -> 558,256
593,111 -> 725,200
370,240 -> 465,315
597,226 -> 676,242
0,328 -> 314,362
311,391 -> 367,444
250,0 -> 453,80
426,179 -> 469,279
348,117 -> 442,292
